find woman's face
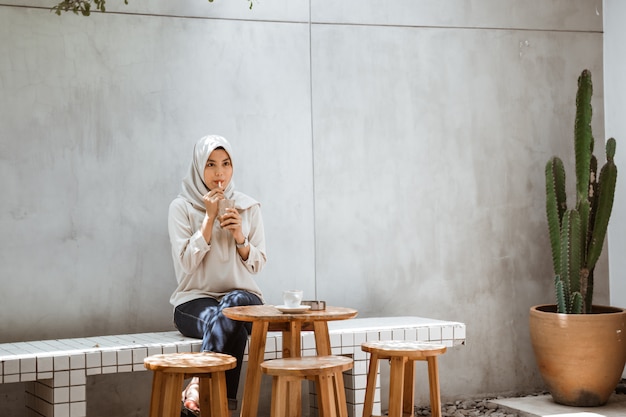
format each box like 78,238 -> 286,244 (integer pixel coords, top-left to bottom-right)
204,148 -> 233,190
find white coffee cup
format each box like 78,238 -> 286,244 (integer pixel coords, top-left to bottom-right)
282,290 -> 303,308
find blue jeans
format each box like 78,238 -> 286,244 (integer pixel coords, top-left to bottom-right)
174,290 -> 263,399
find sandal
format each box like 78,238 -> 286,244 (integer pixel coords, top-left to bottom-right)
181,407 -> 200,417
181,378 -> 200,417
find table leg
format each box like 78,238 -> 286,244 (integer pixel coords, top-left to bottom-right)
240,320 -> 268,417
282,321 -> 302,358
282,321 -> 302,415
313,321 -> 332,355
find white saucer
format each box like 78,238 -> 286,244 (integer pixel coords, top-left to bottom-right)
275,305 -> 311,314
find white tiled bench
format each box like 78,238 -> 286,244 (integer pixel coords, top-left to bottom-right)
0,316 -> 465,417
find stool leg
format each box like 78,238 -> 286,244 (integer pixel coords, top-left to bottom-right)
208,372 -> 230,417
362,353 -> 379,417
402,360 -> 415,417
332,370 -> 349,417
316,373 -> 337,417
271,376 -> 289,417
388,356 -> 407,417
161,373 -> 185,417
148,371 -> 165,417
198,376 -> 212,417
426,356 -> 442,417
286,377 -> 301,416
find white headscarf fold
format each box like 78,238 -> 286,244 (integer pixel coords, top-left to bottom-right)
179,134 -> 259,211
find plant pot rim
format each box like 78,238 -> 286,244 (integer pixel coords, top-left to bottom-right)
531,304 -> 626,315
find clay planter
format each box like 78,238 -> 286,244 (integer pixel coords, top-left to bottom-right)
529,304 -> 626,406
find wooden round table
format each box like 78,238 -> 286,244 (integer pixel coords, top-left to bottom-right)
223,305 -> 358,417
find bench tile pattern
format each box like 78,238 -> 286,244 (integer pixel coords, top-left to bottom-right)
0,316 -> 465,417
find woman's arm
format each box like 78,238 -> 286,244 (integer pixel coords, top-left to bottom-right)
168,199 -> 211,276
240,205 -> 267,273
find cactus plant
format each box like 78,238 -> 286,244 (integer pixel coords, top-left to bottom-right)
545,69 -> 618,314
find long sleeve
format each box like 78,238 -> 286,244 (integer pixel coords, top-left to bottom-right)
168,198 -> 211,278
240,204 -> 267,274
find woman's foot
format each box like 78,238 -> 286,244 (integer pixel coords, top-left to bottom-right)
181,377 -> 200,416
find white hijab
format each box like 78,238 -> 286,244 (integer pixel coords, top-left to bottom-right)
179,134 -> 259,211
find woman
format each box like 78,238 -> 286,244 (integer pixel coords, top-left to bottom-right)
168,134 -> 266,416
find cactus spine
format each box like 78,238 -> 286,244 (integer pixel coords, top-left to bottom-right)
545,69 -> 618,314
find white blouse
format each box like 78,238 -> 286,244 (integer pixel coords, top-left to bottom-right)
167,197 -> 266,307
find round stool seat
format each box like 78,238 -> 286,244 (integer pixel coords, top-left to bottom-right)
261,355 -> 353,376
361,340 -> 447,358
144,351 -> 237,374
144,352 -> 237,417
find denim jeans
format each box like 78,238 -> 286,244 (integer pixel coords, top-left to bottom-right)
174,290 -> 263,399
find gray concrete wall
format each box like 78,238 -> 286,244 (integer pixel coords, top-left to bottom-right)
0,0 -> 607,415
605,1 -> 626,308
604,0 -> 626,379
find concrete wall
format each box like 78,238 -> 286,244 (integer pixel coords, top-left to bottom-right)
604,0 -> 626,379
0,0 -> 607,415
605,2 -> 626,307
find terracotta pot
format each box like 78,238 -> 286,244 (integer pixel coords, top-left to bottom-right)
529,304 -> 626,406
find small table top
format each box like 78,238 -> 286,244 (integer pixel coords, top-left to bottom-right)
225,304 -> 357,417
223,305 -> 358,323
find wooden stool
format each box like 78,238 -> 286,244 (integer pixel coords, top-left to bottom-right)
144,352 -> 237,417
361,340 -> 447,417
261,355 -> 353,417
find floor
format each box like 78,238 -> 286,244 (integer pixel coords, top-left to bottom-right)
490,394 -> 626,417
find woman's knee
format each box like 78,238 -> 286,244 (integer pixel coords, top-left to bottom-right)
222,290 -> 262,307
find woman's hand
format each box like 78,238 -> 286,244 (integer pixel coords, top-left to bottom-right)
220,208 -> 250,260
202,189 -> 224,220
220,208 -> 244,240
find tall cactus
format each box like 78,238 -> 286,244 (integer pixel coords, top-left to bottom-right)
545,69 -> 618,314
